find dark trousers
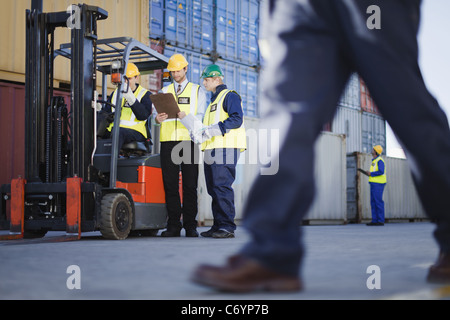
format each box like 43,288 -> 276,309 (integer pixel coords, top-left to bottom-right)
370,183 -> 386,223
241,0 -> 450,276
204,148 -> 240,233
160,141 -> 199,230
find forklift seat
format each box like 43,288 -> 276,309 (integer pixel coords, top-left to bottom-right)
121,140 -> 152,156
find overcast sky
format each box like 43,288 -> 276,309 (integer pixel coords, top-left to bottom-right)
387,0 -> 450,157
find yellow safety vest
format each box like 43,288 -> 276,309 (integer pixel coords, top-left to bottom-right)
369,156 -> 387,184
108,85 -> 149,138
201,89 -> 247,152
160,82 -> 200,142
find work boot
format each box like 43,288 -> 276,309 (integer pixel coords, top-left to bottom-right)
191,255 -> 302,293
427,252 -> 450,283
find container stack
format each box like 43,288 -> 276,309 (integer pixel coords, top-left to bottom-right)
148,0 -> 260,117
331,74 -> 386,154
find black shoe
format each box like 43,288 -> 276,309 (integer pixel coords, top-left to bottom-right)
185,229 -> 199,237
366,222 -> 384,226
200,228 -> 217,238
161,229 -> 181,237
212,230 -> 235,239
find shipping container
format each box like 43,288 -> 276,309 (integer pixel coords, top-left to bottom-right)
361,111 -> 386,154
347,152 -> 426,222
0,81 -> 71,187
339,73 -> 360,110
331,106 -> 362,154
331,107 -> 386,154
215,59 -> 259,117
149,0 -> 260,65
304,132 -> 347,223
1,0 -> 154,92
360,77 -> 381,115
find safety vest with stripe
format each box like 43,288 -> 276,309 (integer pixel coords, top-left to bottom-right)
160,82 -> 200,142
369,156 -> 387,184
201,89 -> 247,152
108,85 -> 149,138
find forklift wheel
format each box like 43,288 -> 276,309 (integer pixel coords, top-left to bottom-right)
100,193 -> 133,240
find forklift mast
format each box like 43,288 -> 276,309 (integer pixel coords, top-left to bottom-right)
25,2 -> 107,184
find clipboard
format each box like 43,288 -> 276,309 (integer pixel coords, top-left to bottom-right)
357,168 -> 370,177
151,93 -> 180,119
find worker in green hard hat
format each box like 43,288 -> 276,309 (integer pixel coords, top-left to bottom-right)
178,64 -> 247,238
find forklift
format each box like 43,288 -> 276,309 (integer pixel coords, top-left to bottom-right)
0,2 -> 169,240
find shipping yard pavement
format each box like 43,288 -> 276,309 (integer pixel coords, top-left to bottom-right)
1,221 -> 449,302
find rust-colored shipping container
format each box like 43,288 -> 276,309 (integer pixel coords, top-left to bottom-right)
360,77 -> 381,115
0,81 -> 71,187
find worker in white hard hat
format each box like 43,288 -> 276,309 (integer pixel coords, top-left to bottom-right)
155,53 -> 207,238
366,145 -> 387,226
100,62 -> 153,152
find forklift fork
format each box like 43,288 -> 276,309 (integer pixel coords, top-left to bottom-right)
0,177 -> 82,241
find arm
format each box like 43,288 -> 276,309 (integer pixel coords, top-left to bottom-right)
370,159 -> 385,177
218,91 -> 244,135
128,91 -> 152,120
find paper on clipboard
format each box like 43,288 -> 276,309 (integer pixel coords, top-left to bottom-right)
151,93 -> 181,119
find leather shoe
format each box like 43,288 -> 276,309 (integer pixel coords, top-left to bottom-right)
185,229 -> 199,237
212,230 -> 234,238
160,229 -> 181,237
427,252 -> 450,283
200,228 -> 216,238
191,255 -> 302,293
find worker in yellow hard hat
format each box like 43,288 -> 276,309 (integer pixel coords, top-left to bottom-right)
366,145 -> 387,226
99,62 -> 153,152
156,53 -> 207,238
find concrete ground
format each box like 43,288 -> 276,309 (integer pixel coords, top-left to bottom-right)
0,222 -> 449,300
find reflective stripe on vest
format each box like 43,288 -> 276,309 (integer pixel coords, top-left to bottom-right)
109,85 -> 149,138
160,82 -> 199,142
201,89 -> 247,152
369,156 -> 387,184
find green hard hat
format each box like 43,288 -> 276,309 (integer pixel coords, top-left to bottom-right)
201,64 -> 224,78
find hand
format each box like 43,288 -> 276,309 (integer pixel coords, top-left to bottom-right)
156,113 -> 168,124
178,111 -> 187,119
204,124 -> 222,138
366,171 -> 371,176
123,85 -> 136,106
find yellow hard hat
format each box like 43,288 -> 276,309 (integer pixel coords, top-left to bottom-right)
126,62 -> 140,78
167,54 -> 189,71
373,145 -> 383,155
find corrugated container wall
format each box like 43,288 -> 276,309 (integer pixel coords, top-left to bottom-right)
330,73 -> 386,154
0,0 -> 153,91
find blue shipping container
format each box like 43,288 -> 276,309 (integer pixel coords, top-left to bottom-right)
150,0 -> 260,66
150,0 -> 214,53
216,59 -> 259,117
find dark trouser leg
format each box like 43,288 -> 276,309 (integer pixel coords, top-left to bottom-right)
180,141 -> 199,230
240,0 -> 351,276
204,149 -> 239,233
160,141 -> 182,230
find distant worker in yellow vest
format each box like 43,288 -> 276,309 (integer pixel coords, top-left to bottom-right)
155,54 -> 207,238
179,64 -> 247,238
101,62 -> 153,151
366,145 -> 387,226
